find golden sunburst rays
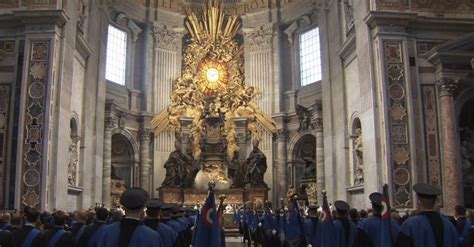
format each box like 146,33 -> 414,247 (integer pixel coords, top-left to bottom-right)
197,59 -> 228,95
185,0 -> 241,44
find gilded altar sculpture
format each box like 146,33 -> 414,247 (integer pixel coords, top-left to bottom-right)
152,0 -> 276,191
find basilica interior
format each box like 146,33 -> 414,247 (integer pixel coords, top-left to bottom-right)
0,0 -> 473,216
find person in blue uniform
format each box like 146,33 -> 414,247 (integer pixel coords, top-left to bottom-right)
333,200 -> 357,247
454,205 -> 472,245
355,192 -> 400,247
13,207 -> 45,246
162,204 -> 188,247
76,207 -> 109,247
395,183 -> 460,247
143,199 -> 178,247
97,187 -> 162,247
69,211 -> 87,238
0,213 -> 13,247
304,205 -> 322,247
43,210 -> 76,247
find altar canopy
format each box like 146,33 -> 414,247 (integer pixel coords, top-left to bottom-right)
152,0 -> 276,203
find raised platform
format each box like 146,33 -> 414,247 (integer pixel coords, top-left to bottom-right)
158,187 -> 269,206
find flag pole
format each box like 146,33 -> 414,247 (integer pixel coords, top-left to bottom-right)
190,199 -> 200,247
383,184 -> 394,246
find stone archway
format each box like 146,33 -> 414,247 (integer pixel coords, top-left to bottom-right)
459,98 -> 474,208
291,134 -> 316,201
111,134 -> 135,188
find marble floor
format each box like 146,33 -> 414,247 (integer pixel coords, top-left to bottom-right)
226,236 -> 245,247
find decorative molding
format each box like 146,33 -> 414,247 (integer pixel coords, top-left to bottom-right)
383,40 -> 413,208
244,25 -> 273,52
21,41 -> 50,208
421,85 -> 443,201
276,128 -> 289,141
284,21 -> 298,45
115,13 -> 142,43
105,116 -> 117,130
152,23 -> 181,51
139,127 -> 151,140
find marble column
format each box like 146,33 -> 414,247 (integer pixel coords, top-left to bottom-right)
437,78 -> 463,214
139,127 -> 151,192
102,116 -> 115,207
275,129 -> 289,199
313,118 -> 325,204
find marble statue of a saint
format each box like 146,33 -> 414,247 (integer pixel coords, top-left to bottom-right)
162,143 -> 193,188
68,142 -> 78,186
245,140 -> 267,187
353,128 -> 364,185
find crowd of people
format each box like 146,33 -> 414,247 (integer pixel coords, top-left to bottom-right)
235,183 -> 474,247
0,183 -> 472,246
0,188 -> 196,247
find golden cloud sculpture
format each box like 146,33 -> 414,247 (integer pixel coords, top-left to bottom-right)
151,0 -> 276,161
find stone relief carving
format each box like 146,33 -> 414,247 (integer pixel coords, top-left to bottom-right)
152,23 -> 181,50
244,25 -> 273,52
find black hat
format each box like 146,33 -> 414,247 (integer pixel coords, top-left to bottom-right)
161,204 -> 175,211
146,198 -> 163,210
120,187 -> 149,210
334,200 -> 350,212
369,192 -> 384,206
413,183 -> 441,198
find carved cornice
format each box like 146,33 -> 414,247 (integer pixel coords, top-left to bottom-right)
13,9 -> 70,27
436,78 -> 458,96
244,25 -> 273,52
152,23 -> 181,51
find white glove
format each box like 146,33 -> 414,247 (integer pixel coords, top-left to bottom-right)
272,229 -> 277,235
258,222 -> 262,227
306,245 -> 312,247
